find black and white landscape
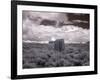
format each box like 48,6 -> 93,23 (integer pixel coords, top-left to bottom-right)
22,11 -> 90,69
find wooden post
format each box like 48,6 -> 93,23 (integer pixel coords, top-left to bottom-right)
54,39 -> 65,52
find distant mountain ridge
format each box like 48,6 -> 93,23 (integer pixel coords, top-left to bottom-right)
23,40 -> 88,44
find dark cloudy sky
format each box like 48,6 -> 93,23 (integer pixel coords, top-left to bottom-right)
22,11 -> 89,43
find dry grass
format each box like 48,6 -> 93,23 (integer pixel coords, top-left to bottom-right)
23,42 -> 89,69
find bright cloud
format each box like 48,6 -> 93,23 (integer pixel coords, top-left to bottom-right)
23,19 -> 89,43
22,11 -> 89,43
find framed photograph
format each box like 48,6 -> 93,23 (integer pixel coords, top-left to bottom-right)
11,0 -> 97,79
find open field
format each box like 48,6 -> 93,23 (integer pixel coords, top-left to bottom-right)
23,42 -> 89,69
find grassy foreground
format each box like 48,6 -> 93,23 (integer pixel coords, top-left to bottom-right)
23,42 -> 89,69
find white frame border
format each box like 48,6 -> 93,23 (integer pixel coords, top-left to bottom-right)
17,5 -> 95,75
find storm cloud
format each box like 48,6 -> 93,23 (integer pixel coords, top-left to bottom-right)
22,11 -> 89,43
